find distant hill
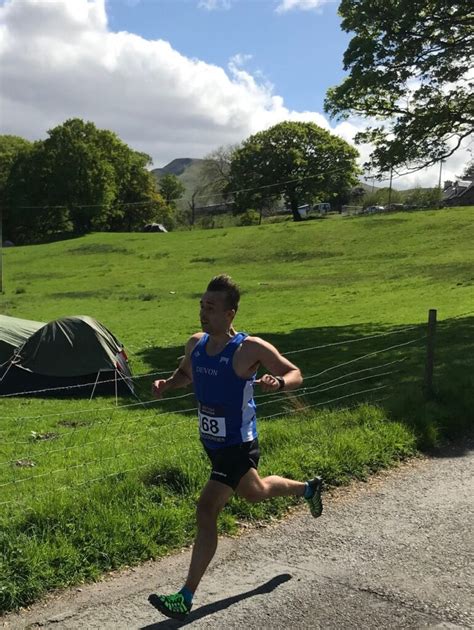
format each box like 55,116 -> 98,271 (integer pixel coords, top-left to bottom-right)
358,182 -> 378,193
359,182 -> 436,198
151,158 -> 205,178
152,158 -> 209,205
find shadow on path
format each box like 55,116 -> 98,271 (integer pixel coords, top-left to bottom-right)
142,573 -> 292,629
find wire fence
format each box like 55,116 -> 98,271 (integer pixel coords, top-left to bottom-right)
0,324 -> 417,408
0,332 -> 422,430
0,363 -> 402,457
0,320 -> 430,508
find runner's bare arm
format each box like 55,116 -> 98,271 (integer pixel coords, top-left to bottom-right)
247,337 -> 302,393
151,333 -> 203,398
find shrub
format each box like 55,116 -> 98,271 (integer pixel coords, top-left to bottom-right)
238,209 -> 260,226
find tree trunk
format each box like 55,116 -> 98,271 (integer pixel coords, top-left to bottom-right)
188,200 -> 195,226
290,198 -> 302,222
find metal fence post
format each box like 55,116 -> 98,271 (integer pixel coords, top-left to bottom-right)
423,309 -> 437,399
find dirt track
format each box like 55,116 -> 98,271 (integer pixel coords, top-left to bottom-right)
3,444 -> 473,629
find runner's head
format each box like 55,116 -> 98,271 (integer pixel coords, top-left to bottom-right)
200,275 -> 240,335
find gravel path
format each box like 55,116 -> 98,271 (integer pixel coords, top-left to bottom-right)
3,444 -> 473,629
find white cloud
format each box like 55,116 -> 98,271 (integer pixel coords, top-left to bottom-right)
0,0 -> 330,160
229,53 -> 253,68
0,0 -> 469,190
197,0 -> 232,10
276,0 -> 332,14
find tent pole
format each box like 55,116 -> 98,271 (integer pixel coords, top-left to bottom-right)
90,370 -> 101,401
0,352 -> 15,371
0,359 -> 14,383
117,370 -> 145,407
116,364 -> 134,394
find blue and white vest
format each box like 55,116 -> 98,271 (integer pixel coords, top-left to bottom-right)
191,332 -> 257,449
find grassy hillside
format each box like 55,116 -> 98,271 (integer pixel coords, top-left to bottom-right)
0,206 -> 473,611
3,207 -> 472,341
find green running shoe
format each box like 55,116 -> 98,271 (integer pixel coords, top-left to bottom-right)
148,592 -> 192,620
305,476 -> 323,518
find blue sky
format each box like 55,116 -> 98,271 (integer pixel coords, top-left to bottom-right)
106,0 -> 350,115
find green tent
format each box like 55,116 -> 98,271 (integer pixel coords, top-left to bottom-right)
0,315 -> 133,397
0,314 -> 45,366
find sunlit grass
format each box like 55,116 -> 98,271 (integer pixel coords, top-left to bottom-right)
0,206 -> 473,611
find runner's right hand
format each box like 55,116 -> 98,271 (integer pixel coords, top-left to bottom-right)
152,379 -> 168,399
255,374 -> 281,392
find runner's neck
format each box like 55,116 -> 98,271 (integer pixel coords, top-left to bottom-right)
206,329 -> 237,355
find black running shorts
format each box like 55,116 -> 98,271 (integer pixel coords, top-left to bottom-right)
202,438 -> 260,489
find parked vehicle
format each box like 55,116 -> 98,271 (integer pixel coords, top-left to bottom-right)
297,204 -> 310,219
313,202 -> 331,214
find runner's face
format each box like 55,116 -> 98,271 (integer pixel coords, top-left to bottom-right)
200,291 -> 234,335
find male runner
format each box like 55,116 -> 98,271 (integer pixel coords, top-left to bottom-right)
149,274 -> 322,620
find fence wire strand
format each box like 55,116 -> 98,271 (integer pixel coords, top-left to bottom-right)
0,331 -> 422,424
0,363 -> 400,466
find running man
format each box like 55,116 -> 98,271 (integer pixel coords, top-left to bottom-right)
149,274 -> 322,620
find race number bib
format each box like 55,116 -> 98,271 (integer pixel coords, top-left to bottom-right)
198,409 -> 226,439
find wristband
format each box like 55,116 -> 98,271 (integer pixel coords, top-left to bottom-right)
275,376 -> 285,391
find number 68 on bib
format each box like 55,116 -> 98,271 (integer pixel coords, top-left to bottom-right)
198,410 -> 226,437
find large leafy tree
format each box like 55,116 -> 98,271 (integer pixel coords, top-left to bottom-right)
0,135 -> 32,191
5,141 -> 71,243
5,119 -> 167,241
228,121 -> 359,221
40,119 -> 118,233
0,135 -> 35,243
325,0 -> 473,174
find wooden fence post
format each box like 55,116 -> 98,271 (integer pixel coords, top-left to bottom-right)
423,309 -> 437,399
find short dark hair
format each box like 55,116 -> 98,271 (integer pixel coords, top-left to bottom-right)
206,274 -> 240,312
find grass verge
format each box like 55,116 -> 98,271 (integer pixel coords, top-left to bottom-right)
1,403 -> 417,612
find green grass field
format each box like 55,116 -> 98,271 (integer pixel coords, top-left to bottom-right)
1,207 -> 473,612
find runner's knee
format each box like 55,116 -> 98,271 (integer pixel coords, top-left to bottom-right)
196,497 -> 222,525
239,481 -> 267,503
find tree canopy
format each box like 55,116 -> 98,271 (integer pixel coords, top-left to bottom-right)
227,121 -> 359,221
325,0 -> 473,175
3,119 -> 170,243
0,135 -> 33,190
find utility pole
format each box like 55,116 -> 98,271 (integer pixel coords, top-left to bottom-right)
388,167 -> 393,208
438,159 -> 444,190
437,160 -> 445,208
0,205 -> 3,293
